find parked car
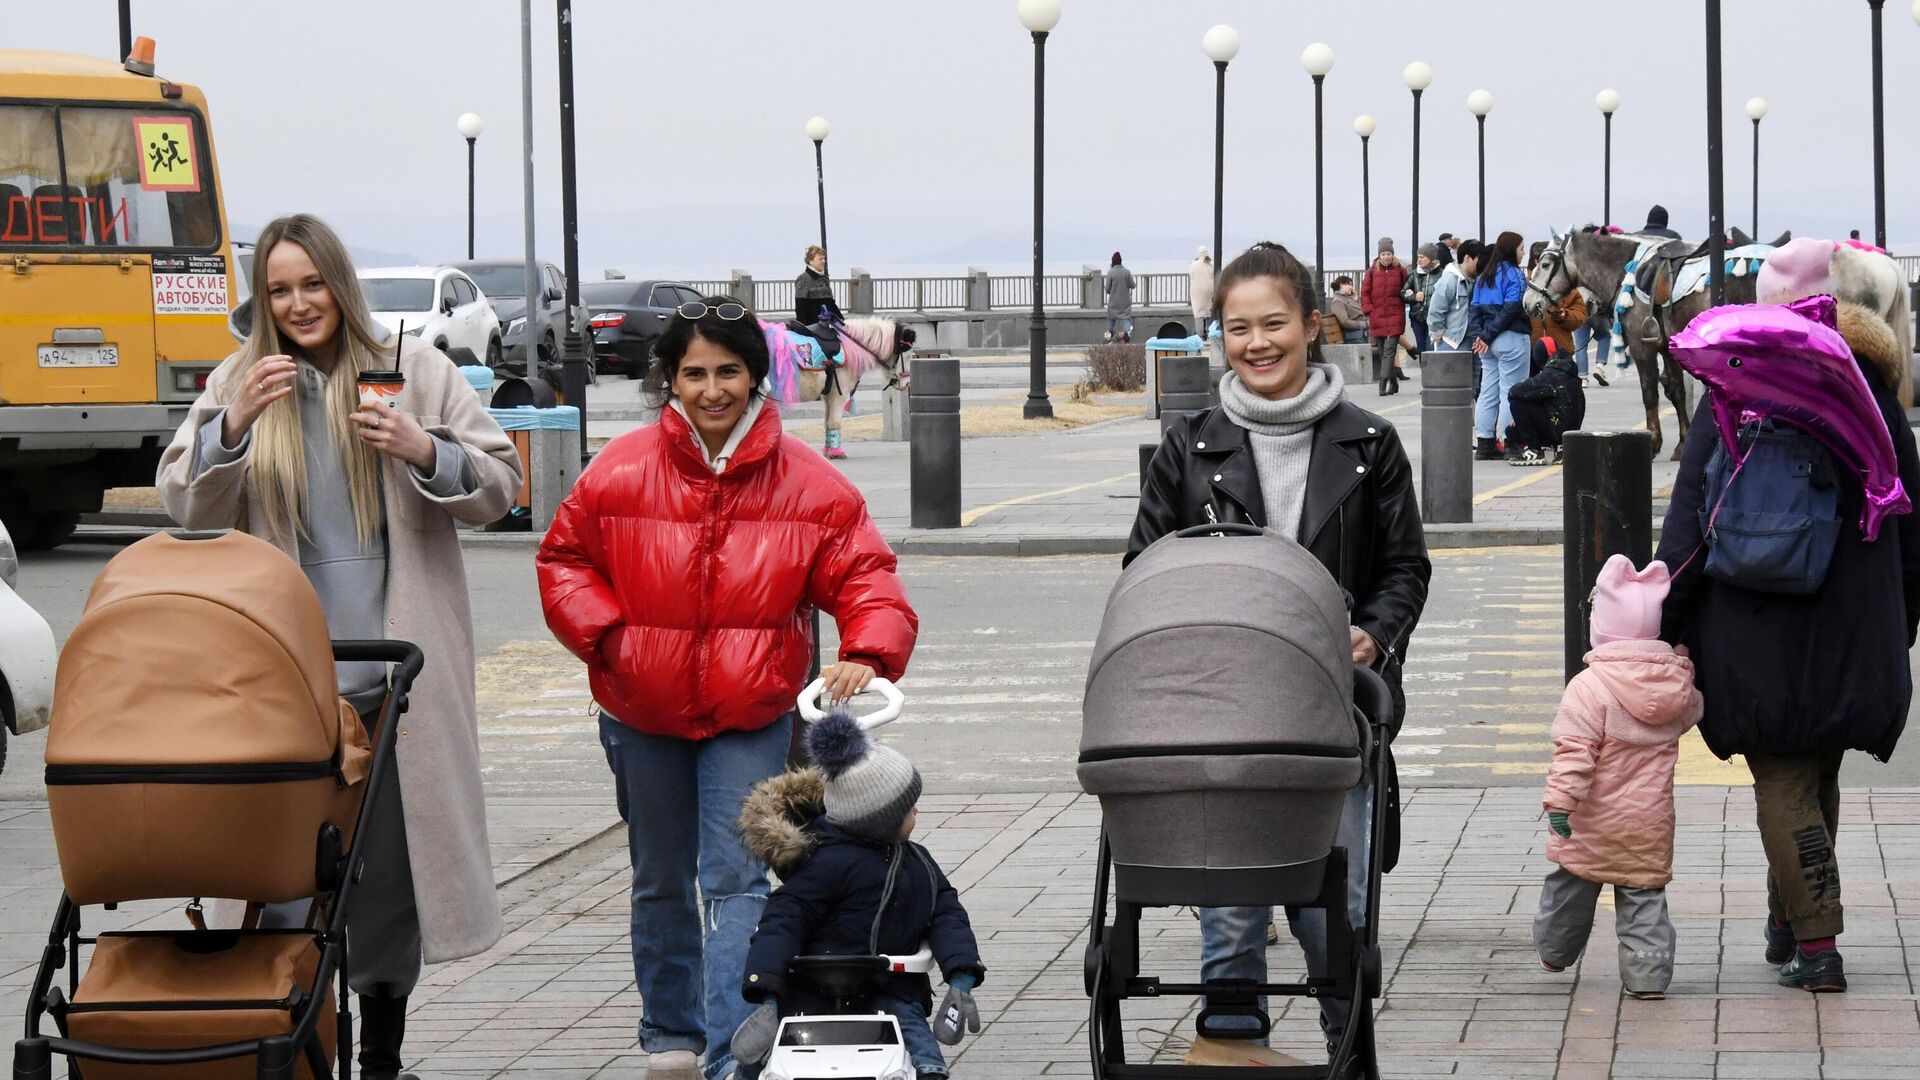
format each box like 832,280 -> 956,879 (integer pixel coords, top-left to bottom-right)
357,266 -> 501,366
0,518 -> 57,776
583,279 -> 703,378
449,259 -> 589,377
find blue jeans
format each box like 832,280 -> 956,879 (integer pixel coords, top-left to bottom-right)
1573,324 -> 1612,377
877,995 -> 947,1076
1198,781 -> 1372,1041
600,712 -> 792,1079
1475,331 -> 1530,440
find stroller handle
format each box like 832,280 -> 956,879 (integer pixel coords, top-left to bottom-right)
796,677 -> 903,728
1171,522 -> 1264,539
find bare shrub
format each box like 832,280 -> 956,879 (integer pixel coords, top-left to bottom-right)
1084,344 -> 1146,392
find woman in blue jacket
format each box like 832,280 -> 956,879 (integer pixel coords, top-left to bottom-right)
1466,231 -> 1530,460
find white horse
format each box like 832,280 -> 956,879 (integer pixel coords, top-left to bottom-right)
763,317 -> 914,459
1826,244 -> 1915,406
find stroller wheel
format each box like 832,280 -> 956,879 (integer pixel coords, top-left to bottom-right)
1083,937 -> 1105,998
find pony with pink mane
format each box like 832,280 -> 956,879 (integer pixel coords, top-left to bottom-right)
758,316 -> 914,459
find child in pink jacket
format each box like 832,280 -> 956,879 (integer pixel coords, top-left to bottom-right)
1534,554 -> 1703,999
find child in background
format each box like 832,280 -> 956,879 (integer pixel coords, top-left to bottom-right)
730,711 -> 985,1080
1534,555 -> 1703,1000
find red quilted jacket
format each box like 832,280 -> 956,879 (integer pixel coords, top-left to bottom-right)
536,403 -> 917,740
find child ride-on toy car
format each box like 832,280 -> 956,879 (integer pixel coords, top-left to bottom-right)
760,942 -> 936,1080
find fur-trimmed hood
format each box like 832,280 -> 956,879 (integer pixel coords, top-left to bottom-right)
1836,299 -> 1911,404
739,767 -> 826,877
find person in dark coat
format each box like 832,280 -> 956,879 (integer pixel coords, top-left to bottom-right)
1505,341 -> 1584,465
794,245 -> 843,327
730,713 -> 984,1079
1657,298 -> 1920,994
1640,205 -> 1682,240
1129,240 -> 1430,1046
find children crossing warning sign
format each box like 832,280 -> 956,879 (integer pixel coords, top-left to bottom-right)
135,116 -> 199,192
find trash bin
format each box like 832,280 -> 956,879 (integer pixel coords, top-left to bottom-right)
1142,335 -> 1206,419
486,405 -> 580,531
461,365 -> 493,399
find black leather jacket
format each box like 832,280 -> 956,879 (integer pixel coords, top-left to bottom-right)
1126,401 -> 1432,728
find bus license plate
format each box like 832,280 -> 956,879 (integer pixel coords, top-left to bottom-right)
38,345 -> 119,368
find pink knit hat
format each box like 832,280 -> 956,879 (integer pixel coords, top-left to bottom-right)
1756,237 -> 1835,306
1590,554 -> 1672,647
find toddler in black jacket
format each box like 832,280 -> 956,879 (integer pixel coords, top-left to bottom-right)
728,711 -> 985,1079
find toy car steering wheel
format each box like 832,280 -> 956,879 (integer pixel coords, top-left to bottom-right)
796,677 -> 904,729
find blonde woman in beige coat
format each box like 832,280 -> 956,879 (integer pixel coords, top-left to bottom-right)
157,214 -> 521,1080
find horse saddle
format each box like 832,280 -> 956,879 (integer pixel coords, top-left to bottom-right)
783,319 -> 844,369
1634,240 -> 1696,307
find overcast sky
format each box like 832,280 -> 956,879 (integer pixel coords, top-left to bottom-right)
24,1 -> 1920,277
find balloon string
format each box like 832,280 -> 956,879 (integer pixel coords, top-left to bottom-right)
1673,438 -> 1753,581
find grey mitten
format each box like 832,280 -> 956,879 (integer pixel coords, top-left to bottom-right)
931,985 -> 980,1046
731,1001 -> 780,1065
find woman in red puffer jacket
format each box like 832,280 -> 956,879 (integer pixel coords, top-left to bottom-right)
536,297 -> 916,1080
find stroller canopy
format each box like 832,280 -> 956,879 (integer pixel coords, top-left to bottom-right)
1080,528 -> 1362,906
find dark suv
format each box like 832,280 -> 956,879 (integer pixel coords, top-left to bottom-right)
582,279 -> 704,378
449,259 -> 589,375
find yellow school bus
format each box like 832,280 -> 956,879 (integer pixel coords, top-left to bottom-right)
0,42 -> 232,547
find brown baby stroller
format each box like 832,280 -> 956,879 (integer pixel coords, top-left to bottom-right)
13,531 -> 425,1080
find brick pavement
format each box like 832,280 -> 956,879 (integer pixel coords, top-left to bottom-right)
12,781 -> 1905,1078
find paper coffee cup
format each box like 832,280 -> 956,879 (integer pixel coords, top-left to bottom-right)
358,371 -> 405,408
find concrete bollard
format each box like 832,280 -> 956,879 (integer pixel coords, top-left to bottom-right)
1419,350 -> 1475,524
528,425 -> 582,531
1157,353 -> 1213,434
910,356 -> 961,529
881,384 -> 910,441
1561,429 -> 1653,680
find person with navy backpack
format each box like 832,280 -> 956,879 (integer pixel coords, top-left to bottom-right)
1655,240 -> 1920,994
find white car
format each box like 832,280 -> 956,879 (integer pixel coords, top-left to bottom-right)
358,266 -> 502,368
0,519 -> 57,776
761,945 -> 937,1080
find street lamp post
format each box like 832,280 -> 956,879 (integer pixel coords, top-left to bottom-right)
554,0 -> 589,458
457,113 -> 483,260
1019,0 -> 1060,421
118,0 -> 132,61
1871,0 -> 1888,248
1596,89 -> 1619,225
1468,90 -> 1492,241
1355,115 -> 1375,267
1706,0 -> 1726,304
1745,97 -> 1767,237
1205,25 -> 1240,290
806,116 -> 830,275
1303,43 -> 1334,301
1404,61 -> 1432,251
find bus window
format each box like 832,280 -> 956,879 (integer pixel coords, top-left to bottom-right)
0,106 -> 62,245
0,104 -> 219,249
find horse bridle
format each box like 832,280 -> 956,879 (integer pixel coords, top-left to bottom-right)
1526,242 -> 1573,306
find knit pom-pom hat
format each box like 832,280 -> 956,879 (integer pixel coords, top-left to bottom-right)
804,708 -> 923,842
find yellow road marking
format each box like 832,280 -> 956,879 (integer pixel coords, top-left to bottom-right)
1474,465 -> 1562,505
1676,729 -> 1749,785
960,472 -> 1136,527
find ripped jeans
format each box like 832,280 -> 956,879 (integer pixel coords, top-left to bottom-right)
601,711 -> 792,1079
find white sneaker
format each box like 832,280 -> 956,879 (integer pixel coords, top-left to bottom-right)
648,1049 -> 701,1079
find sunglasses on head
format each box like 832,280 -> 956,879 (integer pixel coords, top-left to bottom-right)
677,301 -> 748,321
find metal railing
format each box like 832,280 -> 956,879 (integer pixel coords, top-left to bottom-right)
988,274 -> 1084,309
874,276 -> 969,311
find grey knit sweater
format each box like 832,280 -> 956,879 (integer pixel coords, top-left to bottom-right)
1217,363 -> 1346,539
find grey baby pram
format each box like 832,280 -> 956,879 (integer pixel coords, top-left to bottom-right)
1079,523 -> 1391,1079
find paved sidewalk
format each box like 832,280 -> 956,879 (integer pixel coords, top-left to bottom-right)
12,782 -> 1909,1078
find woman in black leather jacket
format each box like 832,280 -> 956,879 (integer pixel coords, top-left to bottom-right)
1126,240 -> 1430,1047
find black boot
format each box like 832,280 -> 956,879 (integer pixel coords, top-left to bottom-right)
1474,437 -> 1501,461
358,995 -> 418,1080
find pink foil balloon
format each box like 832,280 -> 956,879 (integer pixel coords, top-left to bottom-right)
1669,294 -> 1911,540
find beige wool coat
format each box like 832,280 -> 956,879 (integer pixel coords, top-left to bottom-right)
156,336 -> 521,964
